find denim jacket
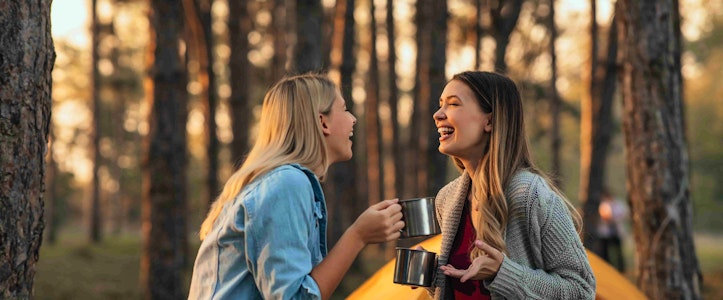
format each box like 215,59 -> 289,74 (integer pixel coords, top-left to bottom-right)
188,164 -> 328,300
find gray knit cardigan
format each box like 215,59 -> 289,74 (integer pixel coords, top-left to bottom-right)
429,170 -> 596,300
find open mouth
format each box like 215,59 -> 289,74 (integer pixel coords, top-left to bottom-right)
437,127 -> 454,137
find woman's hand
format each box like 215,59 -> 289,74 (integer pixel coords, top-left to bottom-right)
439,240 -> 503,282
349,199 -> 404,244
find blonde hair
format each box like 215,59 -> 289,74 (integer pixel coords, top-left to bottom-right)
199,74 -> 338,240
449,71 -> 582,259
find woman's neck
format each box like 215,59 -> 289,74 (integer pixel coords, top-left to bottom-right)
461,159 -> 478,180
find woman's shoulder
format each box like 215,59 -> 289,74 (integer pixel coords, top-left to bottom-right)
248,164 -> 317,197
507,170 -> 556,206
267,164 -> 314,183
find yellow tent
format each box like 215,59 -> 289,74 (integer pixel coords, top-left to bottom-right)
347,236 -> 647,300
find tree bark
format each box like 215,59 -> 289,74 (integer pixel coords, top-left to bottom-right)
141,0 -> 188,298
293,0 -> 323,73
0,0 -> 54,297
617,0 -> 701,298
228,0 -> 252,165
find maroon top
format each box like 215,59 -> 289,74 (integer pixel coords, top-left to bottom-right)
448,202 -> 492,300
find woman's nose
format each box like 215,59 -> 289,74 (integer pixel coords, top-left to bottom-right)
433,108 -> 445,120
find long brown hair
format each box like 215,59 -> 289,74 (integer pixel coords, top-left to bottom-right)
449,71 -> 581,259
199,74 -> 337,240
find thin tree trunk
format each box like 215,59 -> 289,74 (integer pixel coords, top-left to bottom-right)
490,0 -> 522,73
407,0 -> 430,199
366,0 -> 382,205
581,12 -> 618,251
617,0 -> 701,298
548,0 -> 561,186
0,0 -> 54,296
228,0 -> 252,165
141,0 -> 188,298
109,27 -> 125,235
387,0 -> 402,201
293,0 -> 323,73
201,0 -> 219,205
580,0 -> 599,248
191,0 -> 220,205
91,0 -> 103,243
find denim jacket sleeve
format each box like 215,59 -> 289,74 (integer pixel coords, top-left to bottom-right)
242,166 -> 323,300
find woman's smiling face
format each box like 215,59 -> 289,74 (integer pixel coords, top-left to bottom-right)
433,79 -> 493,162
322,91 -> 357,163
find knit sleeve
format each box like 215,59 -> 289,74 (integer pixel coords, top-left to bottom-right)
486,177 -> 596,300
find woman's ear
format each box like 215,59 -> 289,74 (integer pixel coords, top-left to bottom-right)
319,114 -> 331,135
484,118 -> 493,133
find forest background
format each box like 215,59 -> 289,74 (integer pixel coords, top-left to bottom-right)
27,0 -> 723,298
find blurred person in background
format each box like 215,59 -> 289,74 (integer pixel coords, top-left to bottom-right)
597,188 -> 628,272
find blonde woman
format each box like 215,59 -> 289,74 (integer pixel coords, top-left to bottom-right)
430,71 -> 595,299
188,74 -> 404,299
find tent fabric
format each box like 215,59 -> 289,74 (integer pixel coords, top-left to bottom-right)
347,235 -> 647,300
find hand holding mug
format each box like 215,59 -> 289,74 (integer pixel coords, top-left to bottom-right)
350,199 -> 404,244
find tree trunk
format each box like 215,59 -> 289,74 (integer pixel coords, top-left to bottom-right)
580,0 -> 599,249
293,0 -> 323,73
617,0 -> 702,298
581,6 -> 618,251
426,0 -> 448,196
366,0 -> 382,204
548,0 -> 562,186
228,0 -> 252,165
490,0 -> 522,73
387,0 -> 402,202
141,0 -> 188,298
325,0 -> 357,246
407,0 -> 429,199
188,0 -> 220,206
109,22 -> 125,236
91,0 -> 103,243
0,0 -> 54,297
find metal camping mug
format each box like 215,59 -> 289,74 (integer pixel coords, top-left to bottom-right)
393,248 -> 438,287
399,197 -> 441,238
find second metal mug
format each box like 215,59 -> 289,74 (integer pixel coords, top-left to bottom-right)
393,247 -> 438,287
399,197 -> 441,238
